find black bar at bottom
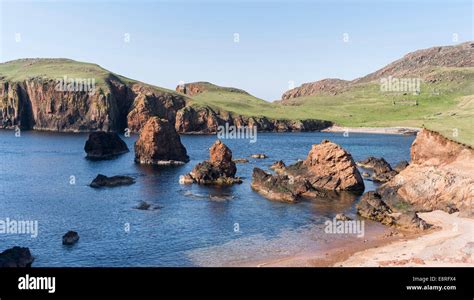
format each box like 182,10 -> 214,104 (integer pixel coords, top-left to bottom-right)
0,267 -> 472,299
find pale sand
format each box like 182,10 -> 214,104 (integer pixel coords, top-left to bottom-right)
241,211 -> 473,267
337,210 -> 474,267
322,125 -> 420,135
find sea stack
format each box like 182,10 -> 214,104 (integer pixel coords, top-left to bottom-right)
84,132 -> 129,160
181,140 -> 242,184
134,117 -> 189,165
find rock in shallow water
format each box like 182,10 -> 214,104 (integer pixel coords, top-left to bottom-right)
251,140 -> 364,203
84,132 -> 129,160
62,231 -> 79,245
135,117 -> 189,165
0,247 -> 34,267
90,174 -> 135,188
356,191 -> 430,230
182,140 -> 242,185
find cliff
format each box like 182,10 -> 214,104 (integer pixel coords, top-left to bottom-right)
379,128 -> 474,217
0,59 -> 331,134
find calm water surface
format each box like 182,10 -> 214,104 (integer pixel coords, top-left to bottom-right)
0,130 -> 414,266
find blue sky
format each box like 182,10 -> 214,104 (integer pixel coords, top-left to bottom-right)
0,0 -> 472,100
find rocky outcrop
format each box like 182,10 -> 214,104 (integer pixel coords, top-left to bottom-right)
294,140 -> 365,191
174,105 -> 332,134
62,231 -> 79,245
134,117 -> 189,165
181,140 -> 241,185
379,128 -> 474,217
251,168 -> 305,203
357,157 -> 398,183
251,154 -> 267,159
84,132 -> 129,159
90,174 -> 135,188
0,246 -> 34,267
356,192 -> 430,230
251,140 -> 364,202
281,78 -> 350,101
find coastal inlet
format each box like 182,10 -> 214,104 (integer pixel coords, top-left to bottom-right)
0,130 -> 414,266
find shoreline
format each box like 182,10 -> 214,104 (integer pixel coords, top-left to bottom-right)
322,125 -> 420,135
237,211 -> 473,267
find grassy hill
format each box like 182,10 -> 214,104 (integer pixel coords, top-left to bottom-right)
0,58 -> 179,95
1,42 -> 473,145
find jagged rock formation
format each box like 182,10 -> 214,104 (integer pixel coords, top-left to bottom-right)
356,191 -> 430,230
84,132 -> 129,160
181,140 -> 241,185
378,128 -> 474,217
134,117 -> 189,165
357,156 -> 399,183
251,140 -> 364,202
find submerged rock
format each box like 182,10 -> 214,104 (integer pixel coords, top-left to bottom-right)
182,140 -> 242,185
134,117 -> 189,165
84,132 -> 129,160
90,174 -> 135,188
0,247 -> 34,267
62,231 -> 79,245
134,201 -> 162,210
251,153 -> 268,159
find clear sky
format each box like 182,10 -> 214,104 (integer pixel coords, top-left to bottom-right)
0,0 -> 472,100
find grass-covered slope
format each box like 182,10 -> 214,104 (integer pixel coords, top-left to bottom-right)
0,58 -> 180,95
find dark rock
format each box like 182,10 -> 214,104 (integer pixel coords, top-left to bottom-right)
251,168 -> 303,203
357,191 -> 431,230
0,247 -> 34,267
134,201 -> 162,210
357,156 -> 397,183
135,117 -> 189,165
62,231 -> 79,245
357,192 -> 395,226
84,132 -> 129,160
182,140 -> 242,185
394,160 -> 409,172
90,174 -> 135,188
250,140 -> 364,202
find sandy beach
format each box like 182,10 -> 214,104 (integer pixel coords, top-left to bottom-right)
241,210 -> 473,267
322,126 -> 420,135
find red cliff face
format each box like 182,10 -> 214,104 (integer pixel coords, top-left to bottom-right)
0,77 -> 187,133
381,129 -> 474,216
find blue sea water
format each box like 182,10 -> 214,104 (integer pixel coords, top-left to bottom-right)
0,130 -> 414,266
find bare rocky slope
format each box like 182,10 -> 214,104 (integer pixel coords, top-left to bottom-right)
280,42 -> 474,102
